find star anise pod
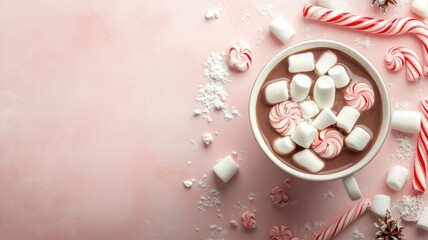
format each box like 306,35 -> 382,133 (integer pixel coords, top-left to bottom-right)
372,0 -> 398,13
374,209 -> 405,240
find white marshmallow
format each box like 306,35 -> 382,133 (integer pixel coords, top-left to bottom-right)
386,166 -> 409,191
299,101 -> 320,119
328,65 -> 350,88
337,106 -> 360,133
314,76 -> 335,109
391,111 -> 421,133
417,207 -> 428,231
412,0 -> 428,18
290,74 -> 312,102
345,127 -> 372,151
371,195 -> 391,217
312,108 -> 337,130
273,136 -> 296,155
291,122 -> 318,148
315,51 -> 338,76
292,149 -> 325,173
265,80 -> 289,105
314,0 -> 334,9
213,155 -> 239,183
269,15 -> 296,44
288,52 -> 315,73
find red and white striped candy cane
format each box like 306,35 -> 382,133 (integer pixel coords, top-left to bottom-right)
303,4 -> 428,76
385,46 -> 423,82
413,98 -> 428,192
315,199 -> 371,240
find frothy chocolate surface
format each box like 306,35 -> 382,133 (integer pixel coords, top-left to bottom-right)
256,48 -> 383,174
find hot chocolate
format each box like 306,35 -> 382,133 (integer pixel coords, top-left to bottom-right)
255,47 -> 383,175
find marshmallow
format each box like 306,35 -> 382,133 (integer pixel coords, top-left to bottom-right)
371,195 -> 391,217
213,155 -> 239,183
291,122 -> 318,148
312,108 -> 337,130
337,106 -> 360,133
412,0 -> 428,18
314,76 -> 335,109
292,149 -> 325,173
314,0 -> 334,9
273,136 -> 296,155
265,80 -> 289,105
288,52 -> 315,73
345,127 -> 372,151
391,110 -> 421,133
315,51 -> 338,76
269,15 -> 295,44
386,166 -> 409,191
290,74 -> 312,102
328,65 -> 350,88
299,101 -> 320,119
417,207 -> 428,231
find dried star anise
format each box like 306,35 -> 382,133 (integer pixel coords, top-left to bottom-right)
372,0 -> 398,13
374,209 -> 405,240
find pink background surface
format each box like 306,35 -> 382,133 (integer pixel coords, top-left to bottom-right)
1,0 -> 428,239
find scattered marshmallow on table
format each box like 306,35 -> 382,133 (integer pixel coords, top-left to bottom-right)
213,155 -> 239,183
386,166 -> 409,191
312,108 -> 337,130
315,51 -> 338,76
314,76 -> 335,109
291,122 -> 318,148
299,101 -> 319,119
273,136 -> 296,155
417,207 -> 428,231
288,52 -> 315,73
292,149 -> 325,173
371,194 -> 391,217
337,106 -> 360,133
290,74 -> 312,102
345,127 -> 372,151
265,80 -> 289,105
412,0 -> 428,18
391,110 -> 421,133
328,65 -> 350,88
269,15 -> 295,44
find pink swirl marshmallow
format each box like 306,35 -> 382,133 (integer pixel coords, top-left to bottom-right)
311,128 -> 344,159
269,101 -> 303,136
344,82 -> 374,111
270,225 -> 299,240
228,40 -> 252,72
270,186 -> 289,207
241,211 -> 257,229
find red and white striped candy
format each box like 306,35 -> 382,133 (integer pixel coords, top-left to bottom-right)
385,46 -> 423,82
413,98 -> 428,192
270,225 -> 299,240
303,4 -> 428,76
228,40 -> 252,72
311,128 -> 344,159
241,211 -> 257,229
284,178 -> 295,189
270,186 -> 290,207
344,82 -> 374,111
269,101 -> 303,136
315,199 -> 371,240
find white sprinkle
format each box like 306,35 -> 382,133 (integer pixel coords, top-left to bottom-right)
193,109 -> 202,116
232,151 -> 238,156
203,52 -> 230,84
195,227 -> 199,232
396,195 -> 425,222
205,8 -> 222,20
391,133 -> 415,163
187,161 -> 192,165
355,37 -> 373,50
202,133 -> 214,145
230,220 -> 239,228
322,190 -> 335,199
350,229 -> 364,240
248,193 -> 256,203
395,101 -> 409,110
183,180 -> 193,189
190,140 -> 197,149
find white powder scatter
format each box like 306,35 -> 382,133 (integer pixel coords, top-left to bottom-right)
190,139 -> 197,149
203,52 -> 231,84
198,189 -> 221,212
301,221 -> 326,239
231,151 -> 238,156
322,190 -> 335,199
256,4 -> 277,18
183,180 -> 193,189
237,151 -> 245,160
205,8 -> 223,20
248,193 -> 256,203
396,195 -> 425,222
193,109 -> 202,116
351,229 -> 364,240
195,227 -> 200,232
187,161 -> 192,165
395,101 -> 409,110
202,133 -> 214,145
230,220 -> 239,228
390,134 -> 415,163
355,37 -> 373,50
208,224 -> 228,240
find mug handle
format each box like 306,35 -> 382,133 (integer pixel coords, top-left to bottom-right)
342,175 -> 361,201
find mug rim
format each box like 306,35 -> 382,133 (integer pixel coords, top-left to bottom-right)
249,39 -> 391,181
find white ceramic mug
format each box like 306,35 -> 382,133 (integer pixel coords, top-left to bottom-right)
249,40 -> 391,200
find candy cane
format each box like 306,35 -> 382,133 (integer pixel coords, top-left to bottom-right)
303,4 -> 428,76
315,199 -> 371,240
385,46 -> 423,81
413,98 -> 428,192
